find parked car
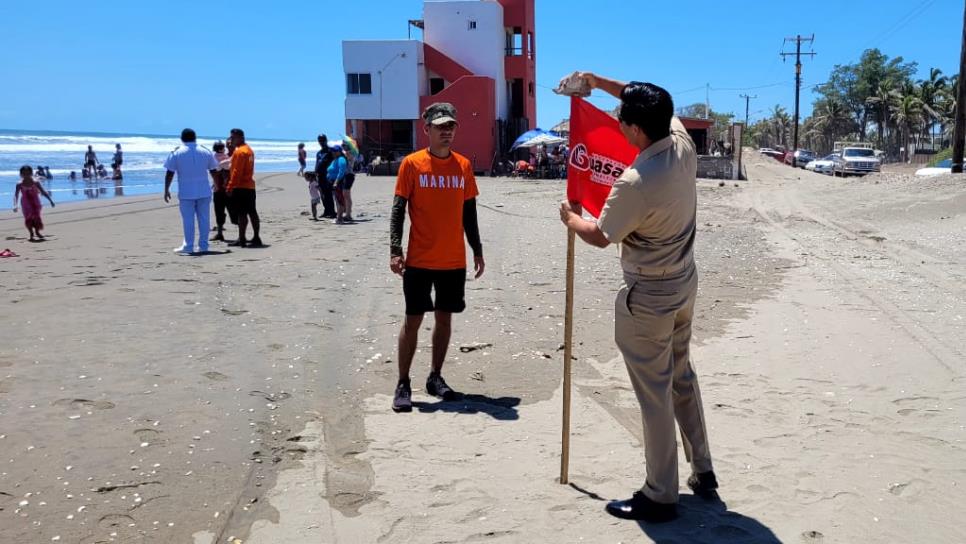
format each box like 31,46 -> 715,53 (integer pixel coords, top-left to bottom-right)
760,149 -> 785,161
784,149 -> 816,168
832,146 -> 881,176
914,158 -> 952,176
805,154 -> 836,174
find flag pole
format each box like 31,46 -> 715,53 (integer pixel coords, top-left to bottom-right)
560,228 -> 576,484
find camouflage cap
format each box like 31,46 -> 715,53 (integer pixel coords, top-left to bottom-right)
422,102 -> 458,125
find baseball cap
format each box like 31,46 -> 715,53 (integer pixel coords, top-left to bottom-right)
329,144 -> 343,152
422,102 -> 458,125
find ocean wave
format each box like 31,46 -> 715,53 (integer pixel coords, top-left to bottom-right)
0,134 -> 304,154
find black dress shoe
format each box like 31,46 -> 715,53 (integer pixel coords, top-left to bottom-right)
687,470 -> 719,500
605,491 -> 677,522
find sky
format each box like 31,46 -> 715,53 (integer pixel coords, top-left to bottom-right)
0,0 -> 961,140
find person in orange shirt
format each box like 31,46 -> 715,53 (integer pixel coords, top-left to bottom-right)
226,128 -> 263,247
389,102 -> 485,413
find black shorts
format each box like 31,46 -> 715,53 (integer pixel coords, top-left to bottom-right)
341,173 -> 355,190
403,267 -> 466,315
230,188 -> 257,217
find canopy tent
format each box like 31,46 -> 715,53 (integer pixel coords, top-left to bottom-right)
514,132 -> 567,149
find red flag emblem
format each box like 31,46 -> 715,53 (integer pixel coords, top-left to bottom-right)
566,97 -> 639,218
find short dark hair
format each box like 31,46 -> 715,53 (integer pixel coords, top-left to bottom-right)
618,82 -> 673,142
181,128 -> 197,142
213,140 -> 225,152
230,128 -> 245,138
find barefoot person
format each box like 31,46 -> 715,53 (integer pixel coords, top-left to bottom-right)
13,165 -> 55,241
83,145 -> 98,178
163,128 -> 219,254
559,73 -> 717,522
314,134 -> 336,219
226,128 -> 263,247
389,102 -> 484,413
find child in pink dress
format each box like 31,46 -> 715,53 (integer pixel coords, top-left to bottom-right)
13,165 -> 55,241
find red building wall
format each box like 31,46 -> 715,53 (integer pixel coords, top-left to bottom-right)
417,75 -> 496,173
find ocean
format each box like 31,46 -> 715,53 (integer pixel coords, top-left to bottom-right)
0,129 -> 306,204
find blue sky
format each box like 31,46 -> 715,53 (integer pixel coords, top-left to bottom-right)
0,0 -> 960,139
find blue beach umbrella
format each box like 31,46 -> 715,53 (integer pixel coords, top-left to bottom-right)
511,129 -> 549,151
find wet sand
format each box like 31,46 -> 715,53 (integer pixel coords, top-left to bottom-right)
1,159 -> 964,543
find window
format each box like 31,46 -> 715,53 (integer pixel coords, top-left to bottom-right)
506,27 -> 523,56
430,77 -> 445,95
528,82 -> 534,96
346,73 -> 372,95
468,20 -> 477,30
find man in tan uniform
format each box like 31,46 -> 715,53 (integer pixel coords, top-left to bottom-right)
559,73 -> 717,523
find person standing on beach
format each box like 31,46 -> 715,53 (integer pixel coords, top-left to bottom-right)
13,165 -> 55,242
389,102 -> 484,413
83,145 -> 98,178
163,128 -> 219,254
297,143 -> 307,177
327,144 -> 347,224
111,143 -> 123,179
210,140 -> 231,241
314,134 -> 336,219
226,128 -> 263,247
559,73 -> 717,522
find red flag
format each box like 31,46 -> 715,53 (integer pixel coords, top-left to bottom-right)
566,97 -> 639,218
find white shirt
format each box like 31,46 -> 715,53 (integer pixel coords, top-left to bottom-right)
163,142 -> 218,200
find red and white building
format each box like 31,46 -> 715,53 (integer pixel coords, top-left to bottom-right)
343,0 -> 536,172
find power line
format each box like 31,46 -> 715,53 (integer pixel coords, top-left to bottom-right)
871,0 -> 937,48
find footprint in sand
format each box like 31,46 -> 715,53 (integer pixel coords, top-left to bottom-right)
220,308 -> 248,316
202,371 -> 230,381
53,398 -> 116,410
802,530 -> 824,541
133,428 -> 161,442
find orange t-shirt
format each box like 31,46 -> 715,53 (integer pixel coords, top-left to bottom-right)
227,144 -> 255,190
395,149 -> 479,270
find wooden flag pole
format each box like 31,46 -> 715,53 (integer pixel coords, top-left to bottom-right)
560,228 -> 576,484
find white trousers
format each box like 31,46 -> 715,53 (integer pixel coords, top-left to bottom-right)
179,197 -> 211,252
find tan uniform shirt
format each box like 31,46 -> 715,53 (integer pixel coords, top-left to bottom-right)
596,117 -> 697,278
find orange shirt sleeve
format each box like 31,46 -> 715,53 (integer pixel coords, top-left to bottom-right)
394,157 -> 414,199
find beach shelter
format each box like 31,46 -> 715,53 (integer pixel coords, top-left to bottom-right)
510,129 -> 550,150
516,132 -> 567,149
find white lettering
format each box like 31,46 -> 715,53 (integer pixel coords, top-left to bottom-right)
419,174 -> 429,188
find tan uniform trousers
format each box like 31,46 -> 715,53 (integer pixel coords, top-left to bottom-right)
615,266 -> 713,504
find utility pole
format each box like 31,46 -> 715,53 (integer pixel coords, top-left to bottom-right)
740,94 -> 757,134
705,83 -> 711,120
953,3 -> 966,173
781,35 -> 816,167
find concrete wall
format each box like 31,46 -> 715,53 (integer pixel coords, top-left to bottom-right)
424,0 -> 506,119
342,40 -> 424,121
697,156 -> 738,180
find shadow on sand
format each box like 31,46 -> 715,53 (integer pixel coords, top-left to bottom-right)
569,484 -> 782,543
413,393 -> 521,421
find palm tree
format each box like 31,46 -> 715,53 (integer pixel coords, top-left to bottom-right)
769,105 -> 791,149
891,88 -> 923,162
918,68 -> 947,148
866,80 -> 900,150
810,98 -> 855,152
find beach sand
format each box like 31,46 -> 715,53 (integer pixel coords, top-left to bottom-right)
1,160 -> 963,543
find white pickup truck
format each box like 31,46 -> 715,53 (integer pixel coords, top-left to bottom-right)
831,142 -> 881,177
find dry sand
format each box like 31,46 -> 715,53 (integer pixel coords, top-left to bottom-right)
0,157 -> 963,543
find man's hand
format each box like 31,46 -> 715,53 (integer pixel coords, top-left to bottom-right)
559,200 -> 582,228
473,255 -> 485,279
164,190 -> 171,203
578,72 -> 598,90
390,255 -> 405,276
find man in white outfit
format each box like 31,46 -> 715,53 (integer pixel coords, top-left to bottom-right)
164,128 -> 219,254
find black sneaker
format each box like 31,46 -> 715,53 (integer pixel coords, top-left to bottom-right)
605,491 -> 677,522
392,380 -> 412,413
687,470 -> 719,500
426,372 -> 457,401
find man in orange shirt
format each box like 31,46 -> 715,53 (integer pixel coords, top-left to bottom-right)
226,128 -> 263,247
389,102 -> 485,413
